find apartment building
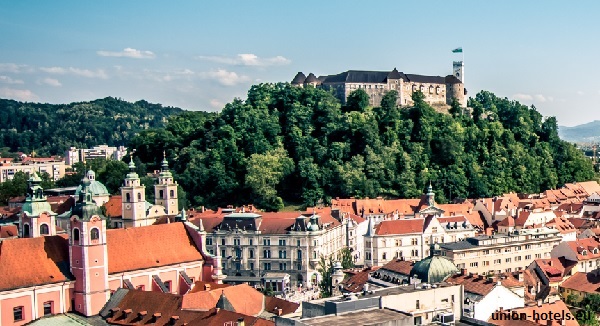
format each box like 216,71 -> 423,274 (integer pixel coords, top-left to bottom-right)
438,227 -> 561,275
65,145 -> 126,165
550,237 -> 600,273
190,207 -> 346,291
0,157 -> 65,182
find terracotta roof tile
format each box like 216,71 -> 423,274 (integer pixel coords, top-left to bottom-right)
342,267 -> 381,293
380,259 -> 415,275
489,300 -> 577,326
188,281 -> 230,293
560,272 -> 600,294
264,296 -> 300,315
375,219 -> 424,235
107,222 -> 203,274
0,235 -> 72,291
565,238 -> 600,261
182,284 -> 266,316
446,271 -> 524,296
534,258 -> 578,282
104,196 -> 122,218
0,224 -> 18,238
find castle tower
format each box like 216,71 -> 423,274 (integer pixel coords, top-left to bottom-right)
20,172 -> 57,237
154,151 -> 178,216
453,61 -> 464,84
121,154 -> 147,227
69,177 -> 110,316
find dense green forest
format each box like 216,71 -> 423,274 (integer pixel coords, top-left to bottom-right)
0,97 -> 183,156
129,83 -> 595,211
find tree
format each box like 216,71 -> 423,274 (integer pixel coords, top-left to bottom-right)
317,254 -> 334,298
338,248 -> 354,269
245,147 -> 294,211
0,171 -> 28,205
345,89 -> 370,112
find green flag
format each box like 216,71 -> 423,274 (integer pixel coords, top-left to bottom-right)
452,47 -> 463,53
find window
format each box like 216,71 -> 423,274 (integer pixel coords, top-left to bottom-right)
249,239 -> 253,246
505,248 -> 511,252
483,261 -> 490,266
40,223 -> 49,235
411,249 -> 419,257
395,239 -> 402,246
411,238 -> 418,246
137,193 -> 142,201
279,250 -> 287,259
221,238 -> 226,246
298,263 -> 302,270
249,249 -> 254,258
13,306 -> 24,321
264,263 -> 271,270
525,245 -> 532,249
470,262 -> 478,267
43,301 -> 53,316
249,262 -> 254,270
263,250 -> 271,258
297,239 -> 301,246
366,252 -> 371,260
264,238 -> 271,246
525,254 -> 532,260
505,258 -> 511,263
297,250 -> 302,260
396,251 -> 403,258
279,239 -> 286,246
416,300 -> 420,309
159,190 -> 164,199
279,263 -> 287,270
137,285 -> 145,291
494,259 -> 501,264
170,190 -> 174,197
234,238 -> 240,246
382,252 -> 387,260
126,193 -> 131,202
414,316 -> 422,325
23,224 -> 30,237
73,228 -> 80,241
90,228 -> 100,241
313,251 -> 317,259
221,249 -> 226,258
164,281 -> 172,292
206,238 -> 213,245
432,227 -> 438,233
536,254 -> 542,259
483,250 -> 490,255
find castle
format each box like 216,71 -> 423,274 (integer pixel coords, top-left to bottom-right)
291,61 -> 466,108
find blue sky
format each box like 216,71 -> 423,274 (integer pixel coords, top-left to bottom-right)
0,1 -> 598,126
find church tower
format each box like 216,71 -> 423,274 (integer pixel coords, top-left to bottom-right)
69,175 -> 110,316
20,172 -> 57,238
154,151 -> 178,216
121,154 -> 147,227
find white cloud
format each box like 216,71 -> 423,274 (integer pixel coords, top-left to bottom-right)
0,76 -> 24,84
38,78 -> 62,87
0,87 -> 38,101
196,53 -> 291,67
210,99 -> 224,109
200,69 -> 250,86
577,90 -> 585,96
40,66 -> 108,79
0,63 -> 31,74
97,48 -> 155,59
513,93 -> 554,103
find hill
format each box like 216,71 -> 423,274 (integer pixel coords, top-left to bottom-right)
559,120 -> 600,143
0,97 -> 184,156
129,84 -> 595,211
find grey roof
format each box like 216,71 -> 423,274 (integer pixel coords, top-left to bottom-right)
292,72 -> 306,84
410,255 -> 458,283
445,75 -> 462,84
99,288 -> 129,318
405,74 -> 446,84
319,69 -> 459,85
216,290 -> 236,311
305,73 -> 319,83
438,240 -> 477,251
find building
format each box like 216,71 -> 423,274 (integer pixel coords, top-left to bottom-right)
278,282 -> 463,326
291,61 -> 467,108
488,300 -> 577,326
558,272 -> 600,303
364,186 -> 478,266
0,157 -> 65,182
438,227 -> 562,275
409,244 -> 459,283
189,207 -> 346,291
0,174 -> 222,325
64,145 -> 127,166
550,238 -> 600,273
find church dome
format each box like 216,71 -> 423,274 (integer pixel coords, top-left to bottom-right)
410,245 -> 458,283
75,171 -> 109,197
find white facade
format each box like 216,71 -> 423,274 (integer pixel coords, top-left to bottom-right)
469,284 -> 524,321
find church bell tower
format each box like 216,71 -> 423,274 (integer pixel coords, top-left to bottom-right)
154,151 -> 178,216
121,153 -> 146,227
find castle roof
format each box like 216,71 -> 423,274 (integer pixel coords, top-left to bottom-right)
291,72 -> 306,84
304,73 -> 319,83
319,69 -> 462,85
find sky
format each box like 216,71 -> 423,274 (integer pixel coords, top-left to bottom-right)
1,1 -> 599,126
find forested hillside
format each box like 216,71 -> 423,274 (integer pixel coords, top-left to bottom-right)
127,84 -> 594,211
0,97 -> 183,155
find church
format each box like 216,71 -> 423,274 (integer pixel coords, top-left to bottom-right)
0,156 -> 222,325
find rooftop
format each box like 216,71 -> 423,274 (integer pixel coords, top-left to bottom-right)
298,308 -> 411,326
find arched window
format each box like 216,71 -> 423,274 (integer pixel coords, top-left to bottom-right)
137,193 -> 142,201
73,228 -> 80,241
40,224 -> 49,235
126,193 -> 131,203
90,228 -> 100,241
23,224 -> 30,237
249,249 -> 254,258
159,190 -> 164,199
382,252 -> 387,260
170,190 -> 175,197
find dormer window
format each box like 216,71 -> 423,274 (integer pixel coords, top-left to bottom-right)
594,248 -> 599,255
582,250 -> 588,256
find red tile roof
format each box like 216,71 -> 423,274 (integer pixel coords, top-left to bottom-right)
0,235 -> 72,291
546,216 -> 577,234
564,238 -> 600,261
0,224 -> 18,238
375,219 -> 424,235
560,272 -> 600,294
104,196 -> 122,218
446,271 -> 523,296
342,267 -> 381,293
380,259 -> 415,276
188,281 -> 230,293
489,300 -> 578,326
534,257 -> 577,283
264,296 -> 300,316
106,222 -> 204,274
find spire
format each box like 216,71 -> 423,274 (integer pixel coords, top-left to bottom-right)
427,182 -> 435,207
128,152 -> 136,171
365,216 -> 374,237
161,150 -> 169,171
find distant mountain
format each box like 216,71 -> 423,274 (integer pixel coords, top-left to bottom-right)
559,120 -> 600,143
0,97 -> 185,156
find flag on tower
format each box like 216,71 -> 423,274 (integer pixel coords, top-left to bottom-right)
452,47 -> 463,53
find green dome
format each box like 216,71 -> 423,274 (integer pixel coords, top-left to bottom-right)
410,251 -> 458,283
75,171 -> 109,197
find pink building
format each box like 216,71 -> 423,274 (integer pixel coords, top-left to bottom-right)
0,173 -> 220,325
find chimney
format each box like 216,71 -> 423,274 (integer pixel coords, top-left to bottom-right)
138,311 -> 148,319
123,309 -> 132,318
152,313 -> 161,323
518,272 -> 524,282
169,316 -> 180,325
237,317 -> 246,326
204,284 -> 211,291
277,308 -> 283,316
461,268 -> 467,276
109,307 -> 120,318
537,299 -> 543,307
